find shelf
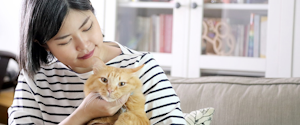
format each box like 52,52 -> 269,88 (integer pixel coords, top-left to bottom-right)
118,2 -> 268,10
204,3 -> 268,10
201,69 -> 265,77
198,55 -> 266,72
118,2 -> 173,9
151,52 -> 172,67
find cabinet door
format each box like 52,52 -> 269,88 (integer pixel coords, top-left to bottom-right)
265,0 -> 295,78
103,0 -> 190,77
115,1 -> 175,69
171,0 -> 193,77
187,0 -> 203,78
189,0 -> 270,78
293,0 -> 300,77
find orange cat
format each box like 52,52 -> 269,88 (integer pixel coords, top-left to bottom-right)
84,57 -> 150,125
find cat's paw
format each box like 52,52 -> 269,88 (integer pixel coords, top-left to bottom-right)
87,120 -> 110,125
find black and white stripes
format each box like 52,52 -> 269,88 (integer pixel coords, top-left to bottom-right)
8,41 -> 186,125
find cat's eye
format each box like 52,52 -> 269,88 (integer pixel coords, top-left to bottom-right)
100,77 -> 108,83
119,82 -> 126,86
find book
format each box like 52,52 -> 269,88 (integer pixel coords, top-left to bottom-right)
232,25 -> 240,56
151,15 -> 157,52
238,25 -> 245,56
154,15 -> 160,52
253,14 -> 261,58
260,16 -> 268,58
164,14 -> 173,53
248,13 -> 255,57
245,0 -> 268,3
243,25 -> 250,57
148,16 -> 154,52
159,14 -> 165,52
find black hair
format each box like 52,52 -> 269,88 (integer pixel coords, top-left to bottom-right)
19,0 -> 95,78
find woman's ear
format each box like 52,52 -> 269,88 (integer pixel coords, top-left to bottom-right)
34,39 -> 49,50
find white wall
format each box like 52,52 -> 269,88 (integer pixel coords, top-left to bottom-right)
90,0 -> 105,31
0,1 -> 22,55
0,1 -> 105,56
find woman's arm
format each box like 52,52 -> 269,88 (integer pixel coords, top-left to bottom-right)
59,92 -> 130,125
137,53 -> 186,125
8,71 -> 44,125
9,70 -> 129,125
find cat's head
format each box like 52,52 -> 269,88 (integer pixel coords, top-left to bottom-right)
84,57 -> 144,102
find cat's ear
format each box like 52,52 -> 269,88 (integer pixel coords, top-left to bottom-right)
92,56 -> 106,74
131,64 -> 145,73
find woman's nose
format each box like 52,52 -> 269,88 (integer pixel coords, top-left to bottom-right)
74,34 -> 89,52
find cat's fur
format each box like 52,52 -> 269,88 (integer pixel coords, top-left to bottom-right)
84,57 -> 150,125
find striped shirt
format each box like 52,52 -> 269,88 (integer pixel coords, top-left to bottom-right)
8,41 -> 186,125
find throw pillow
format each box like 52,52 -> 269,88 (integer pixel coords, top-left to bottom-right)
183,107 -> 215,125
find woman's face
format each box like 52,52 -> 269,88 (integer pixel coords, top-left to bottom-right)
46,9 -> 103,72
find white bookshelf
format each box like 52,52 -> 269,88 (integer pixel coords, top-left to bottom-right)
102,0 -> 297,78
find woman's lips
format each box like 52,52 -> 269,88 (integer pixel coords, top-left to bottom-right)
78,49 -> 94,59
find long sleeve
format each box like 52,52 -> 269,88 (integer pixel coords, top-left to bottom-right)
138,53 -> 186,125
8,70 -> 44,125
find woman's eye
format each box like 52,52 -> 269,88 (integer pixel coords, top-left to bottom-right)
58,42 -> 69,46
119,82 -> 126,86
83,22 -> 93,32
100,77 -> 108,83
58,38 -> 72,46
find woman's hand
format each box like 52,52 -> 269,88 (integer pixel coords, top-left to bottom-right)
59,92 -> 130,125
80,92 -> 130,119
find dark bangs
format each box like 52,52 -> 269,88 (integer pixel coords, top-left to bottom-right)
35,0 -> 94,45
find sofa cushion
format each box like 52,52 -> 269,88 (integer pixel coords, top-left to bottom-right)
183,107 -> 214,125
170,76 -> 300,125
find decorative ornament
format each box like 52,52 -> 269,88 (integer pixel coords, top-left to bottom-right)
202,19 -> 236,56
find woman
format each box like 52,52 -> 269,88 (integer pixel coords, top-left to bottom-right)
8,0 -> 186,124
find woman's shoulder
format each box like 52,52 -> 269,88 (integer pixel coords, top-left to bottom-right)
104,41 -> 158,67
104,41 -> 141,55
23,60 -> 72,80
40,59 -> 70,72
19,60 -> 68,76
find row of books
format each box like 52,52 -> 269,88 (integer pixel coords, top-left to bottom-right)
204,0 -> 268,3
230,14 -> 268,58
129,0 -> 171,2
134,14 -> 173,53
120,14 -> 267,57
139,0 -> 171,1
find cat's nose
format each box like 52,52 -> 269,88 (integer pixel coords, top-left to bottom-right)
108,89 -> 113,94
